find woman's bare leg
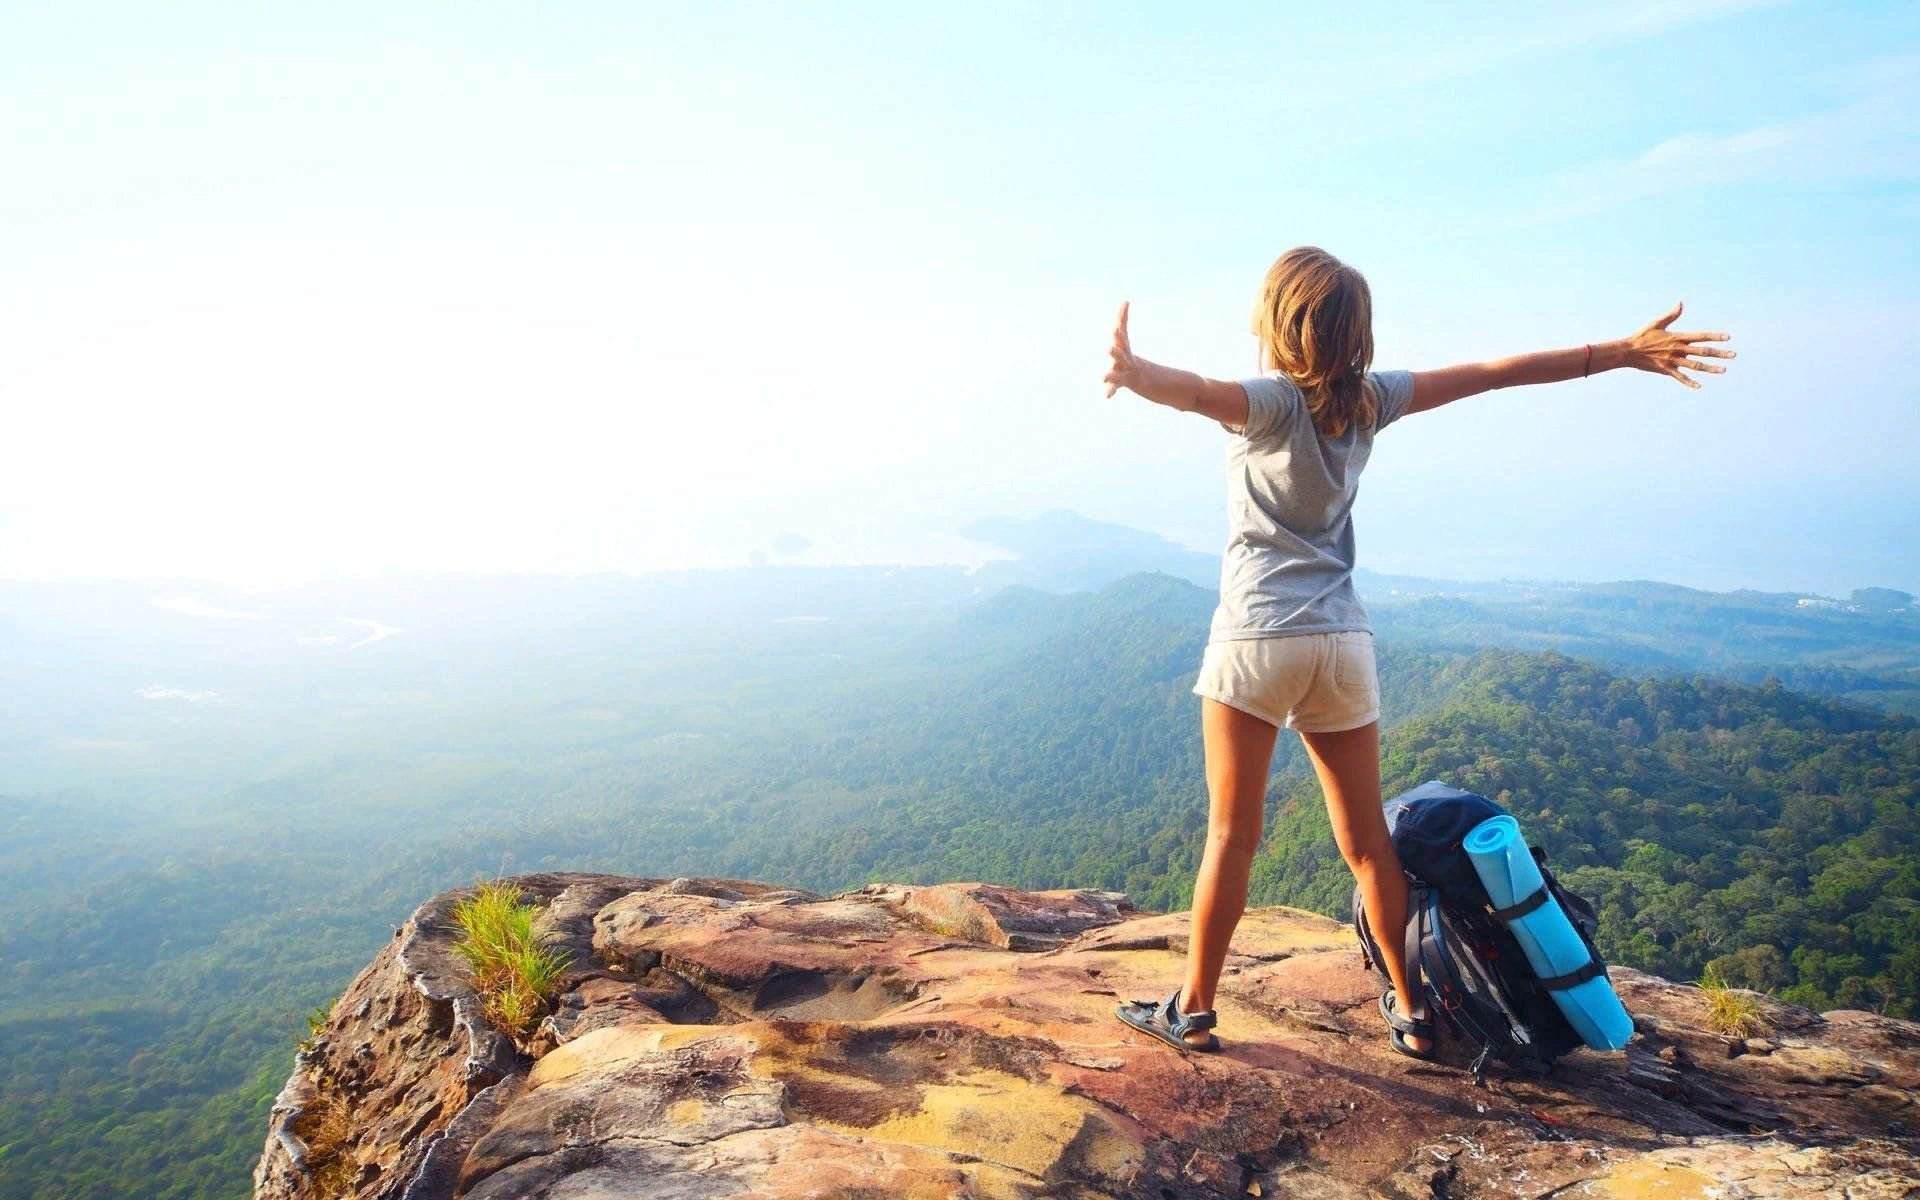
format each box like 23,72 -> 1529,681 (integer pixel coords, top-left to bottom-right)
1297,721 -> 1430,1052
1179,697 -> 1280,1044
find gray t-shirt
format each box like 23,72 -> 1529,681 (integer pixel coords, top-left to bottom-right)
1207,369 -> 1416,642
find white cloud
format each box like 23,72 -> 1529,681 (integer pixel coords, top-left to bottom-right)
1473,58 -> 1918,231
1634,125 -> 1798,169
138,686 -> 224,703
1334,0 -> 1786,98
150,594 -> 263,620
342,617 -> 400,648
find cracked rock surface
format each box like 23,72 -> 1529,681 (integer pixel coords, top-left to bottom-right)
253,872 -> 1920,1199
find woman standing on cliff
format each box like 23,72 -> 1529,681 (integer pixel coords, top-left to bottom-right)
1104,247 -> 1732,1056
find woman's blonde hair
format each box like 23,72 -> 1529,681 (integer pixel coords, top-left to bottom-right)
1251,246 -> 1376,438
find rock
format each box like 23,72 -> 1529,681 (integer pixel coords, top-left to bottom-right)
1545,1137 -> 1920,1199
869,881 -> 1135,950
254,873 -> 1920,1200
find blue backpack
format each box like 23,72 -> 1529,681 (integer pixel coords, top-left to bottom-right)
1352,781 -> 1608,1080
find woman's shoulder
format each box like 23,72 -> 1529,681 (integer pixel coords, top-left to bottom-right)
1234,372 -> 1305,440
1366,370 -> 1417,431
1244,370 -> 1305,397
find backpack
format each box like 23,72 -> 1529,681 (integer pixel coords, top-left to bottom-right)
1352,781 -> 1608,1081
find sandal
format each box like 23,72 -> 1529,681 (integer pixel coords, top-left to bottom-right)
1116,988 -> 1221,1053
1380,990 -> 1441,1062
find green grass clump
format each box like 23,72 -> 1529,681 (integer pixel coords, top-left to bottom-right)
297,995 -> 336,1055
1698,968 -> 1768,1038
450,881 -> 573,1036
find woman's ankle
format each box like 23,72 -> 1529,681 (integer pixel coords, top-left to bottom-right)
1394,987 -> 1433,1047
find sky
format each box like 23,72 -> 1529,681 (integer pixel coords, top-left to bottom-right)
2,1 -> 1915,595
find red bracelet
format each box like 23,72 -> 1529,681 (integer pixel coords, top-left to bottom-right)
1583,343 -> 1593,378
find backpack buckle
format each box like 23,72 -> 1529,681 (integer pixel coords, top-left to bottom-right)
1469,1045 -> 1493,1087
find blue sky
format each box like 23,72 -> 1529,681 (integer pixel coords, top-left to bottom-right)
2,1 -> 1915,593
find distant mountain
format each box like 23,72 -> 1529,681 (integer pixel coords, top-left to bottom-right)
959,509 -> 1220,593
1363,573 -> 1920,714
944,512 -> 1920,714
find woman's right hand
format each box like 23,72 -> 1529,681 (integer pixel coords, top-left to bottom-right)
1619,301 -> 1736,388
1098,302 -> 1251,426
1103,301 -> 1141,399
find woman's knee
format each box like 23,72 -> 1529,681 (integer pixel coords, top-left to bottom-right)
1204,823 -> 1262,864
1341,839 -> 1404,880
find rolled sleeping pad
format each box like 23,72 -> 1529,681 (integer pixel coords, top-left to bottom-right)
1462,814 -> 1634,1051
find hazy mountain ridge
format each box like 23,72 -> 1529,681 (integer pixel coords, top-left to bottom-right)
960,509 -> 1221,592
7,513 -> 1915,805
1364,573 -> 1920,712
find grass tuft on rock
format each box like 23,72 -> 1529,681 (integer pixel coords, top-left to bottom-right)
291,1088 -> 357,1197
1698,967 -> 1768,1038
450,880 -> 573,1036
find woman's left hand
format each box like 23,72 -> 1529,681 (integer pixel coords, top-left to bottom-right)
1621,301 -> 1736,389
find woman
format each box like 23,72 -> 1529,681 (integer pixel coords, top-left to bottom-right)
1105,246 -> 1732,1057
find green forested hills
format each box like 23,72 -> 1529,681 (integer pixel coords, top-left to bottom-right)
2,571 -> 1917,1200
1365,575 -> 1920,715
1249,649 -> 1919,1016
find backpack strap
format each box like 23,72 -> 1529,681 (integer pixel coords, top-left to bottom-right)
1536,960 -> 1607,991
1422,893 -> 1531,1054
1353,888 -> 1376,972
1403,882 -> 1428,995
1489,886 -> 1551,922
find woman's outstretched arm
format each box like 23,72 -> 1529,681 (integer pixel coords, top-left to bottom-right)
1406,301 -> 1735,417
1102,301 -> 1252,428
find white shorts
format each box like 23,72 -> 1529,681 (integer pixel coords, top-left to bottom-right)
1191,631 -> 1380,733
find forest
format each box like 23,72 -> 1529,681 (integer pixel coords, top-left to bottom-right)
1,569 -> 1916,1199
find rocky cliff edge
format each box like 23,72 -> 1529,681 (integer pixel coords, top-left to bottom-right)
253,872 -> 1920,1199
